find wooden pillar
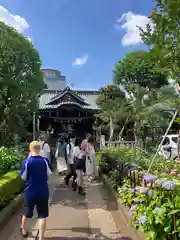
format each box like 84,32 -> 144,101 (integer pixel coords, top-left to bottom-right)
37,116 -> 40,133
33,112 -> 36,140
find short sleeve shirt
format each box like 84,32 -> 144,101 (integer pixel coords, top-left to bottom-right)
20,156 -> 52,200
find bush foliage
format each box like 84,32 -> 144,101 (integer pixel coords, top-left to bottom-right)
98,148 -> 180,239
0,147 -> 24,177
0,170 -> 23,210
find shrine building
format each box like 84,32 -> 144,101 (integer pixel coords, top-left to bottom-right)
38,68 -> 100,138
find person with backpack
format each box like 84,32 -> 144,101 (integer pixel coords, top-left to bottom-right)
73,138 -> 86,195
55,137 -> 68,175
64,137 -> 77,189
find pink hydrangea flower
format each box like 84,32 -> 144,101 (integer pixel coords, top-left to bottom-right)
139,187 -> 149,194
135,186 -> 141,192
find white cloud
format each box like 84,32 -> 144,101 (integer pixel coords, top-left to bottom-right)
72,55 -> 88,67
0,5 -> 29,33
115,12 -> 153,46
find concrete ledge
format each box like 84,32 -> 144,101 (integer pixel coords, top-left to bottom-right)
101,174 -> 145,240
101,174 -> 129,221
0,193 -> 23,231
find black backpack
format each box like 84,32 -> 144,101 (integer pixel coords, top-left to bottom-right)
65,142 -> 72,163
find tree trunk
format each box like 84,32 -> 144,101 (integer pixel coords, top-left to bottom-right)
134,121 -> 140,147
109,117 -> 114,141
118,125 -> 125,141
118,117 -> 128,141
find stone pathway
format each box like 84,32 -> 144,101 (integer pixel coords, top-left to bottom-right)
0,173 -> 144,240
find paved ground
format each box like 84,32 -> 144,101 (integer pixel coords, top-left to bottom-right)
0,173 -> 144,240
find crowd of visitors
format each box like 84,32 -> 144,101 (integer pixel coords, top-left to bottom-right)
55,133 -> 97,195
19,132 -> 97,240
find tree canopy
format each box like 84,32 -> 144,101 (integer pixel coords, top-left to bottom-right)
141,0 -> 180,82
113,50 -> 169,90
0,22 -> 44,146
111,46 -> 178,146
96,84 -> 127,140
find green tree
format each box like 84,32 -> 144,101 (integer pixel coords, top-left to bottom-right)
113,50 -> 169,90
113,50 -> 177,148
141,0 -> 180,82
96,84 -> 127,140
126,84 -> 177,148
141,0 -> 180,154
0,22 -> 44,146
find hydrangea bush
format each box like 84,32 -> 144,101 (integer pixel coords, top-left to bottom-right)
98,148 -> 180,240
0,147 -> 24,177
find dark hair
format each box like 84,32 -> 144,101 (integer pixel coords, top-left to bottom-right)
88,136 -> 94,144
74,138 -> 81,147
85,133 -> 91,139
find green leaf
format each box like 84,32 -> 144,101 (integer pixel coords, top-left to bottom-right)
164,225 -> 171,233
168,209 -> 180,215
0,21 -> 44,146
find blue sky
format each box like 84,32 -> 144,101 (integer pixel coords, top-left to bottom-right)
0,0 -> 155,90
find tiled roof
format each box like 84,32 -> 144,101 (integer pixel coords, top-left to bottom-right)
39,89 -> 100,110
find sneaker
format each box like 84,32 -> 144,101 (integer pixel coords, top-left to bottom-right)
78,186 -> 86,196
72,181 -> 77,191
64,177 -> 69,186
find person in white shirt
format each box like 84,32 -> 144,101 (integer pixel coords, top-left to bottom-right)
64,138 -> 77,189
39,134 -> 51,164
72,138 -> 86,195
86,136 -> 97,181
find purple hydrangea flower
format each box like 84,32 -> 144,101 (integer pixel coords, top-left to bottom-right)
138,216 -> 147,225
162,181 -> 176,190
134,197 -> 141,203
127,212 -> 133,217
155,178 -> 166,186
143,174 -> 157,182
130,188 -> 135,194
147,189 -> 153,198
130,205 -> 137,211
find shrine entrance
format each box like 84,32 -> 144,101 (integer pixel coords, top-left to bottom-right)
39,105 -> 96,139
36,86 -> 99,140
